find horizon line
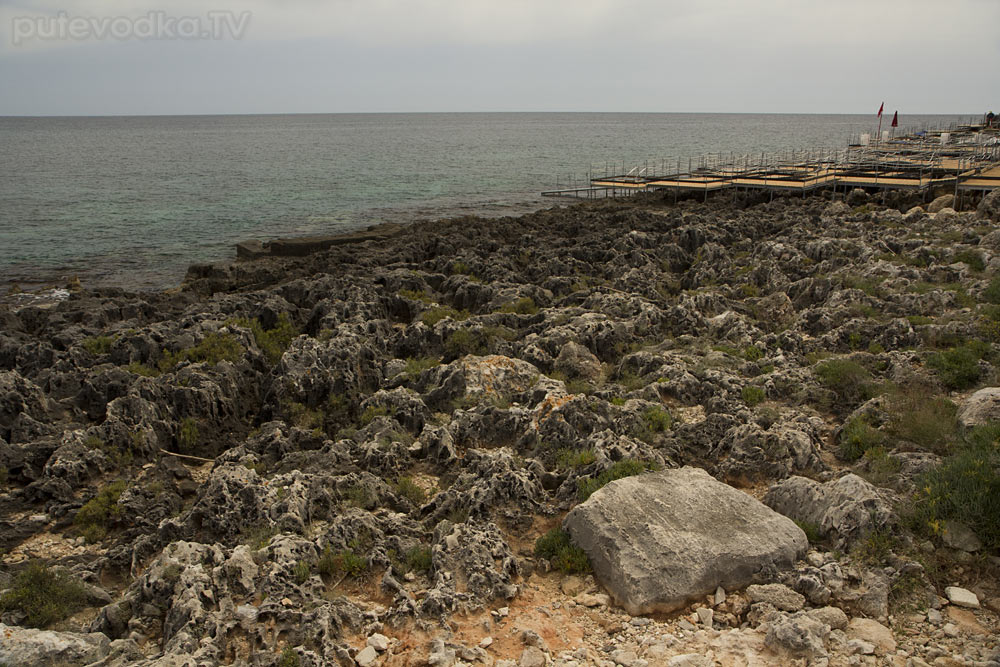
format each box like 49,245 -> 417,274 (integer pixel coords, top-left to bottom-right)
0,110 -> 982,119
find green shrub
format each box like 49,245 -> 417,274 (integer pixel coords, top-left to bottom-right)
861,446 -> 902,486
359,405 -> 391,426
450,261 -> 472,276
852,523 -> 896,565
887,387 -> 957,453
498,297 -> 538,315
286,401 -> 323,430
639,406 -> 672,437
983,275 -> 1000,305
0,465 -> 7,486
743,345 -> 764,362
241,522 -> 279,550
445,328 -> 485,357
421,306 -> 469,327
794,520 -> 822,544
954,249 -> 985,272
159,332 -> 243,371
278,647 -> 301,667
534,528 -> 590,574
344,484 -> 373,509
126,362 -> 160,377
82,335 -> 115,356
395,477 -> 426,506
814,358 -> 875,406
742,385 -> 766,407
73,480 -> 127,542
398,288 -> 434,304
578,459 -> 659,501
907,424 -> 1000,550
0,561 -> 88,628
178,417 -> 200,452
405,545 -> 433,573
841,274 -> 882,297
404,355 -> 440,377
927,341 -> 990,390
556,448 -> 596,468
839,416 -> 885,462
317,545 -> 367,578
256,314 -> 299,365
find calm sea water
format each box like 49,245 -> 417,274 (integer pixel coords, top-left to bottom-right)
0,112 -> 969,291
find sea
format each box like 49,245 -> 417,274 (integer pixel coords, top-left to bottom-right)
0,112 -> 974,292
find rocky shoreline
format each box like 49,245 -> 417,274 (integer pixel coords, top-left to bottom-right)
1,188 -> 999,666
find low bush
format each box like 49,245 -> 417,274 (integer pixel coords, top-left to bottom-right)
887,386 -> 957,453
534,528 -> 590,574
405,545 -> 433,573
293,560 -> 311,584
982,275 -> 1000,305
742,385 -> 766,407
637,406 -> 672,441
954,249 -> 985,272
317,545 -> 367,578
159,332 -> 243,372
178,417 -> 200,452
578,459 -> 659,501
82,335 -> 115,356
395,476 -> 426,506
359,405 -> 391,426
794,520 -> 822,544
814,358 -> 875,407
0,561 -> 88,628
926,341 -> 990,390
278,647 -> 301,667
404,355 -> 440,377
907,424 -> 1000,550
861,445 -> 902,486
839,416 -> 885,462
73,480 -> 127,542
498,297 -> 538,315
421,306 -> 469,327
556,448 -> 596,468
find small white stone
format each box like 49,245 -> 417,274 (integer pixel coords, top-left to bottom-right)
367,633 -> 390,652
356,645 -> 379,667
713,586 -> 726,606
695,607 -> 713,627
480,636 -> 493,648
942,622 -> 960,638
496,606 -> 509,617
944,586 -> 979,608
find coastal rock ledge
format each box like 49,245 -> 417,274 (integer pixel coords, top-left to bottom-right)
563,466 -> 808,615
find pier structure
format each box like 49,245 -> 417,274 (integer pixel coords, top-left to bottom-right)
542,123 -> 1000,201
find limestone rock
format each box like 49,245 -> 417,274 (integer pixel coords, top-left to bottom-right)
957,387 -> 1000,428
927,194 -> 954,213
763,473 -> 894,549
0,623 -> 110,665
977,188 -> 1000,222
554,341 -> 602,382
944,586 -> 979,608
563,466 -> 807,614
356,645 -> 379,667
746,583 -> 806,611
846,618 -> 896,655
941,520 -> 982,552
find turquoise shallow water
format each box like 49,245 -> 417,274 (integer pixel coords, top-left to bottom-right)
0,112 -> 969,290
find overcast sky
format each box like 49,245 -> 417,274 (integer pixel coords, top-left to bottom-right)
0,0 -> 997,116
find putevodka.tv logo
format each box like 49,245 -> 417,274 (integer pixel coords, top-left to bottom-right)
11,11 -> 252,46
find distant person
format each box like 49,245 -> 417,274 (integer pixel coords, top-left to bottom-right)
987,111 -> 996,128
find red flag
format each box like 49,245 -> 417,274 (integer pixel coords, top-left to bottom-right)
878,102 -> 884,117
891,111 -> 898,127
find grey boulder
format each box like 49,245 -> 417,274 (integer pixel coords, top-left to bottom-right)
0,623 -> 110,665
957,387 -> 1000,428
763,473 -> 894,549
563,466 -> 807,615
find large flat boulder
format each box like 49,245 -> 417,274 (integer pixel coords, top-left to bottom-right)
563,466 -> 807,615
957,387 -> 1000,428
